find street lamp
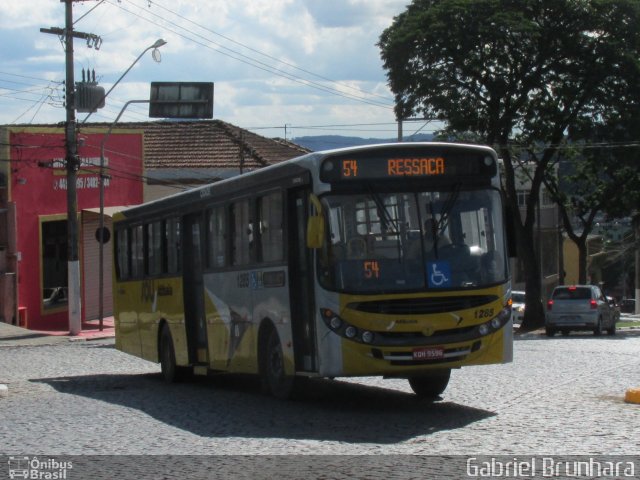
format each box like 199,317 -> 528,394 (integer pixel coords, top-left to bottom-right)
95,39 -> 167,331
82,38 -> 166,124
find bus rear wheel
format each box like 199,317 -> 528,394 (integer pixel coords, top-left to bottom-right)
160,324 -> 180,383
408,369 -> 451,400
261,327 -> 295,400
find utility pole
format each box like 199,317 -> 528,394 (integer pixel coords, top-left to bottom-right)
635,211 -> 640,314
41,1 -> 101,335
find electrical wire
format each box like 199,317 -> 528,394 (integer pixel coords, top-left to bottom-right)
103,0 -> 394,110
126,0 -> 395,105
0,71 -> 62,84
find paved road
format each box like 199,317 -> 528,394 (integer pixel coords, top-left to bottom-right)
1,325 -> 639,478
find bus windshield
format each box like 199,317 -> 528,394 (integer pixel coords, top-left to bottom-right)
318,188 -> 507,293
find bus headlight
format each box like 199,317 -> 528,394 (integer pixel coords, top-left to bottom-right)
320,308 -> 375,344
478,306 -> 512,337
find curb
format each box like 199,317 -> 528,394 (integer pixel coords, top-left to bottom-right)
68,334 -> 114,342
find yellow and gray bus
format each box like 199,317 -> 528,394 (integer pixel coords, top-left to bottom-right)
112,143 -> 513,399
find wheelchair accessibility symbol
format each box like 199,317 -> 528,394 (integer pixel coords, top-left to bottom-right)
428,261 -> 451,288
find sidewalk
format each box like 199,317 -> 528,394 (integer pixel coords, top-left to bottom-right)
0,317 -> 114,347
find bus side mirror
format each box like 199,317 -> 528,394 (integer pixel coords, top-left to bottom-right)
307,216 -> 325,249
306,194 -> 325,249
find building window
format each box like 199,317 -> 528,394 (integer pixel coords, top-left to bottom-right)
541,189 -> 554,207
516,190 -> 528,207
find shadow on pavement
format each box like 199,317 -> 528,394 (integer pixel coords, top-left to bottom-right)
32,372 -> 494,444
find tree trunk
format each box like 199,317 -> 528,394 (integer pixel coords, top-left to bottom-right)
578,239 -> 588,284
499,145 -> 547,331
518,222 -> 546,330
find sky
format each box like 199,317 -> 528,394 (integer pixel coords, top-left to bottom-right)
0,0 -> 422,140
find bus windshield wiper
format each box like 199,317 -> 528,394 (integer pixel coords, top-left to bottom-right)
365,183 -> 402,259
429,183 -> 460,258
366,184 -> 398,235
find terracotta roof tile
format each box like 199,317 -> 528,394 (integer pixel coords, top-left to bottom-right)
14,121 -> 309,182
122,120 -> 309,170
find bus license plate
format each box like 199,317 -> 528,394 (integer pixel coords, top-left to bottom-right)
413,347 -> 444,360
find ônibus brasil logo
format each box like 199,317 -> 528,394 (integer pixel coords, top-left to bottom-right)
8,456 -> 73,479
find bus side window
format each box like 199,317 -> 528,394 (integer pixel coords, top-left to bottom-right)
207,206 -> 227,268
131,225 -> 144,278
165,217 -> 181,274
147,221 -> 163,276
258,191 -> 283,262
115,228 -> 130,280
231,200 -> 251,266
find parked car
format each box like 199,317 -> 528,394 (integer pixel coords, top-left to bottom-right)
620,298 -> 636,314
545,285 -> 616,337
511,290 -> 526,326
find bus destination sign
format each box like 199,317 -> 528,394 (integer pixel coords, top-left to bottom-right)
341,157 -> 445,178
320,149 -> 495,183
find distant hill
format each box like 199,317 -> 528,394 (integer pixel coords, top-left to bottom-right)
292,133 -> 434,152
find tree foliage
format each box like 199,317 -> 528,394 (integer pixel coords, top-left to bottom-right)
378,0 -> 640,329
544,108 -> 640,284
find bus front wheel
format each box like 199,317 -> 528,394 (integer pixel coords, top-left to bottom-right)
160,324 -> 180,383
408,369 -> 451,400
261,327 -> 295,400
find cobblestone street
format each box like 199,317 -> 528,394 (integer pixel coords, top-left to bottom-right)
1,326 -> 639,457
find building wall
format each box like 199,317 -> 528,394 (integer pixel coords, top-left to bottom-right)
562,235 -> 605,286
5,126 -> 143,330
81,211 -> 114,320
144,183 -> 188,203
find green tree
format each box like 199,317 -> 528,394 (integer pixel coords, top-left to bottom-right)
378,0 -> 640,330
545,108 -> 640,285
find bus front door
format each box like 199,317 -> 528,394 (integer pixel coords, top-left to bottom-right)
288,188 -> 317,372
183,213 -> 208,364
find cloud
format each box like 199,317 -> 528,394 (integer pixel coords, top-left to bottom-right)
0,1 -> 58,30
0,0 -> 408,137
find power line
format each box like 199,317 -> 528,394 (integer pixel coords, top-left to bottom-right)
0,85 -> 57,98
103,0 -> 394,110
0,71 -> 63,84
132,0 -> 394,105
1,2 -> 396,128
